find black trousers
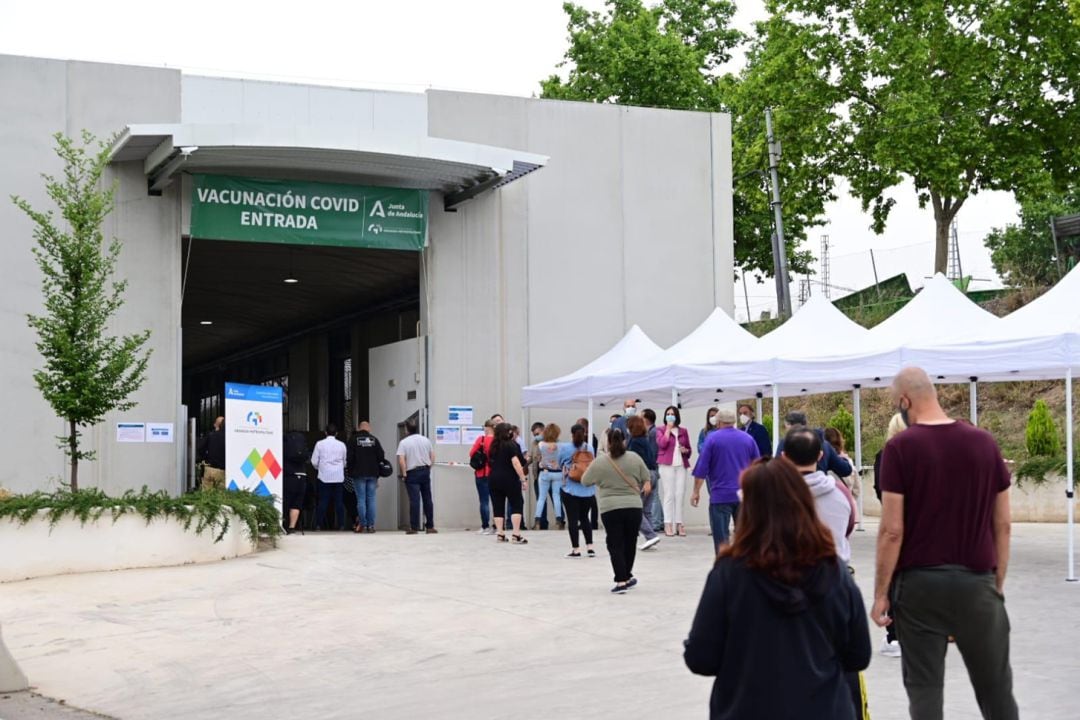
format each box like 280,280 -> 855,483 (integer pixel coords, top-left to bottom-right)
892,565 -> 1018,720
588,495 -> 600,530
602,507 -> 642,583
561,491 -> 594,549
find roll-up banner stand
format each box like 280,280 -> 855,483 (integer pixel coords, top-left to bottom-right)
225,382 -> 284,513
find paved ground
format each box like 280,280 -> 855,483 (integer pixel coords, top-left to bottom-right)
1,521 -> 1077,719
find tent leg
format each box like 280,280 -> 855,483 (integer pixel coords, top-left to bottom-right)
672,388 -> 678,407
1068,370 -> 1076,582
755,393 -> 763,424
970,378 -> 978,426
587,398 -> 594,450
522,408 -> 531,521
772,385 -> 781,455
853,386 -> 863,532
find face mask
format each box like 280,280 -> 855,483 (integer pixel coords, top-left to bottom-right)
665,414 -> 677,424
625,407 -> 637,417
739,414 -> 751,426
533,434 -> 542,442
708,415 -> 718,427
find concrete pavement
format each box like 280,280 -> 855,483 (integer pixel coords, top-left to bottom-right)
1,521 -> 1077,719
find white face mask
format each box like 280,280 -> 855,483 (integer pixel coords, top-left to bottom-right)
625,407 -> 637,417
665,414 -> 677,424
739,414 -> 751,426
708,415 -> 718,427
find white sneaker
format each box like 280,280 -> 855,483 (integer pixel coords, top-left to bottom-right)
880,638 -> 902,657
639,536 -> 661,551
479,527 -> 495,535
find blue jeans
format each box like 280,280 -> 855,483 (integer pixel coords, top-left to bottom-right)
648,469 -> 664,530
709,502 -> 739,551
405,466 -> 434,531
316,481 -> 346,530
351,476 -> 377,528
475,475 -> 491,529
536,471 -> 564,520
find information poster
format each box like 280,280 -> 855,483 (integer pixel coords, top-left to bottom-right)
435,426 -> 462,445
224,383 -> 283,510
146,423 -> 175,443
448,405 -> 474,425
460,426 -> 485,446
116,423 -> 145,443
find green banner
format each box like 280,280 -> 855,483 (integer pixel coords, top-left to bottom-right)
190,174 -> 427,251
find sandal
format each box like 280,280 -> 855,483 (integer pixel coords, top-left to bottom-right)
496,533 -> 508,542
512,535 -> 529,544
678,526 -> 687,537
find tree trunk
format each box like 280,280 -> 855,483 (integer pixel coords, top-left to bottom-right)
934,218 -> 950,276
68,418 -> 79,492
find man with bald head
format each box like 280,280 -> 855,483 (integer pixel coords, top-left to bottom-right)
873,367 -> 1017,720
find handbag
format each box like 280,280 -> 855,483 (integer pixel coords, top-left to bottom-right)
378,458 -> 394,478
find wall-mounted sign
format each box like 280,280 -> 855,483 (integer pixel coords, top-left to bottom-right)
448,405 -> 474,425
435,426 -> 462,445
146,423 -> 175,443
460,426 -> 485,445
116,423 -> 145,443
190,174 -> 427,251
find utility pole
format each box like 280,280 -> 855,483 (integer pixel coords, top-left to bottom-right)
765,107 -> 793,319
740,269 -> 752,323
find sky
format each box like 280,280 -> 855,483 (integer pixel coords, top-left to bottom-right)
3,0 -> 1021,321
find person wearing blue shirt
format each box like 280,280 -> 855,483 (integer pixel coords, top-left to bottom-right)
559,423 -> 597,558
738,403 -> 773,458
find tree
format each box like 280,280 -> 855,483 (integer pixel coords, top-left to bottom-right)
983,180 -> 1080,287
12,132 -> 152,491
772,0 -> 1080,274
540,0 -> 827,277
1026,399 -> 1060,457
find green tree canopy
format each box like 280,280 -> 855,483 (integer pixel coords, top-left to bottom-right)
983,179 -> 1080,287
541,0 -> 830,277
773,0 -> 1080,274
12,132 -> 151,491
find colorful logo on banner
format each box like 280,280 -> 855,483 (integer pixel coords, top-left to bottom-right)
233,448 -> 281,496
246,411 -> 263,427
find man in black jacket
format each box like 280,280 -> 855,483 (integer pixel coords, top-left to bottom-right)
346,421 -> 386,533
283,430 -> 309,534
775,412 -> 852,477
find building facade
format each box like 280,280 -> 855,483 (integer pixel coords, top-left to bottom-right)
0,54 -> 734,528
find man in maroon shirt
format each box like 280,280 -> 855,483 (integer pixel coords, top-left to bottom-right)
873,367 -> 1017,720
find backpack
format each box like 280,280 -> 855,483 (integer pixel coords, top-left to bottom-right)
567,448 -> 594,482
469,441 -> 488,471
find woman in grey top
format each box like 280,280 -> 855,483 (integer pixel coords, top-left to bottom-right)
582,429 -> 650,594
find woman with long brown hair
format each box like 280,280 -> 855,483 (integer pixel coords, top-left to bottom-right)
684,458 -> 870,719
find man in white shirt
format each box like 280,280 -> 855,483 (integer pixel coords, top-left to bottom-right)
311,424 -> 348,531
397,421 -> 436,535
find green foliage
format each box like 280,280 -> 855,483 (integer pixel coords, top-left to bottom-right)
1026,399 -> 1061,457
0,487 -> 281,544
1014,454 -> 1071,486
762,413 -> 774,439
827,405 -> 855,454
771,0 -> 1080,274
540,0 -> 824,277
12,131 -> 152,490
984,180 -> 1080,287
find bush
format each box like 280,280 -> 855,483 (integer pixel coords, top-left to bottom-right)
762,413 -> 774,441
0,487 -> 281,544
828,406 -> 856,454
1025,400 -> 1060,457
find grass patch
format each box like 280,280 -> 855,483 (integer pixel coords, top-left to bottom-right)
0,487 -> 281,544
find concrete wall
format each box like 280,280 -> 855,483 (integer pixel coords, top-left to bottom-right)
0,55 -> 182,496
423,92 -> 734,527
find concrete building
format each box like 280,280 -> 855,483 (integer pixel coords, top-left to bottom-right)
0,53 -> 734,529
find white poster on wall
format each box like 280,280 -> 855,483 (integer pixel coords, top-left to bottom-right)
460,426 -> 485,446
435,426 -> 462,445
448,405 -> 474,425
224,383 -> 283,511
116,423 -> 145,443
146,423 -> 174,443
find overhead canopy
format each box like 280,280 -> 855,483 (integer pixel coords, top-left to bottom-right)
107,123 -> 547,209
521,326 -> 663,409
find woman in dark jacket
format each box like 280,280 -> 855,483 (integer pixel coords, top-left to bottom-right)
684,457 -> 871,719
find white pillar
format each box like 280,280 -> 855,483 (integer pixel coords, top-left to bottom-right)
671,388 -> 678,407
1067,369 -> 1076,582
970,378 -> 978,426
772,385 -> 781,454
853,386 -> 864,532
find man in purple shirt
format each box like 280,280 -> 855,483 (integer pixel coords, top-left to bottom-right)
691,408 -> 760,550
